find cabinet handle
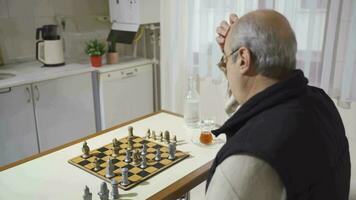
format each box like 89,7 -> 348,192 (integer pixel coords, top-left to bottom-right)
34,85 -> 40,101
0,87 -> 11,94
26,87 -> 31,103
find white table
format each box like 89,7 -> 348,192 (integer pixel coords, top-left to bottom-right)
0,111 -> 225,200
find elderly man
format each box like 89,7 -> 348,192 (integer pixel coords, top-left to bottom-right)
205,10 -> 350,200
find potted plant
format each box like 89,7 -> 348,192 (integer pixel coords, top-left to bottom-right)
85,39 -> 106,67
107,40 -> 119,64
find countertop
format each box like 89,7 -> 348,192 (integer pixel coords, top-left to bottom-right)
0,111 -> 225,200
0,57 -> 153,89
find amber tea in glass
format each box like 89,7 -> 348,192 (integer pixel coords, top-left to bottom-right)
199,119 -> 215,145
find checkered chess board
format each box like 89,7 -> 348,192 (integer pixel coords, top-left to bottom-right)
68,136 -> 189,190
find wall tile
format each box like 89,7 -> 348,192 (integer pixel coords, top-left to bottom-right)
34,17 -> 56,28
8,0 -> 34,17
74,0 -> 109,16
50,0 -> 74,16
0,0 -> 9,18
34,0 -> 55,17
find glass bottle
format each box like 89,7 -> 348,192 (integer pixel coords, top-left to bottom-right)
184,76 -> 200,128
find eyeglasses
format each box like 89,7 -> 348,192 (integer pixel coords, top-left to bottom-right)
217,48 -> 240,71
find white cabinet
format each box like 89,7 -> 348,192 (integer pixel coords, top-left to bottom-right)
0,85 -> 39,166
34,73 -> 96,151
99,64 -> 154,129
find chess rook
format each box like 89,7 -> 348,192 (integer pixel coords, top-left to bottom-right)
121,168 -> 130,186
168,143 -> 176,160
111,178 -> 120,199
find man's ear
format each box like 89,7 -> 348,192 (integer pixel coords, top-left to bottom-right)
237,47 -> 252,75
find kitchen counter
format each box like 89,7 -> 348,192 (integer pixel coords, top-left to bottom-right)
0,57 -> 153,89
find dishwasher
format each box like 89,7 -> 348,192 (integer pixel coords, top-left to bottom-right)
98,63 -> 154,129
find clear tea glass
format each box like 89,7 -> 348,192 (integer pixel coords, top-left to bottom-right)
199,119 -> 214,144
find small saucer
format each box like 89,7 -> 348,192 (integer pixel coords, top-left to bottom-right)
191,136 -> 225,149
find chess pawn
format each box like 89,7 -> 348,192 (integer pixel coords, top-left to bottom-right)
155,146 -> 161,161
164,131 -> 170,143
140,154 -> 147,168
94,158 -> 100,171
168,143 -> 176,160
172,135 -> 177,144
121,167 -> 130,186
152,131 -> 156,140
124,149 -> 132,163
105,159 -> 115,178
146,129 -> 151,139
82,141 -> 90,159
111,178 -> 120,199
141,143 -> 147,156
128,126 -> 134,138
160,132 -> 163,142
98,182 -> 109,200
83,185 -> 92,200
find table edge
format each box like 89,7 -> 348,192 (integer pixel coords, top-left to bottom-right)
0,110 -> 182,172
147,160 -> 213,200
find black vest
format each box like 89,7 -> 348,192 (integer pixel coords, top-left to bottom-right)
207,70 -> 350,200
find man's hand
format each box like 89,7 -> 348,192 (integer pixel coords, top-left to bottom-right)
216,14 -> 238,51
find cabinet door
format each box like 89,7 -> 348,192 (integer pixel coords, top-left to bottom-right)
33,73 -> 96,151
100,64 -> 154,129
0,85 -> 39,166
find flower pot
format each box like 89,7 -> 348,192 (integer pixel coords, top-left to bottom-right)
107,52 -> 119,64
90,56 -> 102,67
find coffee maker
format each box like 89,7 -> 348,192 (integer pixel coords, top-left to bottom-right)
36,25 -> 65,67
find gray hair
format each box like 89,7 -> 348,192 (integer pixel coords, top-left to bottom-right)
230,11 -> 297,79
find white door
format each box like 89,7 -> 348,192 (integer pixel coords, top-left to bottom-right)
0,85 -> 39,166
33,73 -> 96,151
100,64 -> 154,129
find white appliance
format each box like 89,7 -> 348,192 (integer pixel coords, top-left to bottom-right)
35,25 -> 65,67
36,40 -> 65,66
98,60 -> 154,129
108,0 -> 160,43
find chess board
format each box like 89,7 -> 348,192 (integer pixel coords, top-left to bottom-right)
68,136 -> 190,190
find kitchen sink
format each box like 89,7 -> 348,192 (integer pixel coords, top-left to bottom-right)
0,72 -> 16,80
